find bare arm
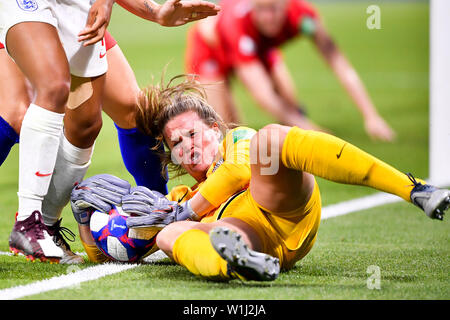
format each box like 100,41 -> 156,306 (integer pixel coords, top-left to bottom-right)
312,20 -> 395,141
116,0 -> 220,27
270,59 -> 299,109
78,0 -> 219,45
189,192 -> 215,216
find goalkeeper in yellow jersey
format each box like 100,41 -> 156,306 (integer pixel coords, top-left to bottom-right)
71,75 -> 449,281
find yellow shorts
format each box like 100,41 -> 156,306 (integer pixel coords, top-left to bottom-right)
201,181 -> 322,270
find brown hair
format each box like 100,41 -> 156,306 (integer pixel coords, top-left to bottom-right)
135,74 -> 228,178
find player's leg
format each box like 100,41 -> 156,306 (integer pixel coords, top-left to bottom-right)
1,35 -> 83,263
101,43 -> 168,194
42,74 -> 105,264
0,41 -> 95,263
0,46 -> 30,165
43,75 -> 103,222
248,124 -> 315,214
201,77 -> 241,125
101,40 -> 137,130
7,22 -> 69,213
63,75 -> 104,148
249,124 -> 449,219
6,22 -> 70,262
157,217 -> 278,281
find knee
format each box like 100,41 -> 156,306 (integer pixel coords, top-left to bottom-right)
0,83 -> 32,134
250,124 -> 289,156
0,100 -> 28,134
155,227 -> 171,254
78,116 -> 103,143
10,104 -> 27,133
66,115 -> 103,147
35,76 -> 71,110
156,223 -> 180,257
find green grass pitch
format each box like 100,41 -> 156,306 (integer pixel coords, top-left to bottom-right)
0,1 -> 448,301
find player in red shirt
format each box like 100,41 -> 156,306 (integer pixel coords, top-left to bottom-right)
186,0 -> 395,141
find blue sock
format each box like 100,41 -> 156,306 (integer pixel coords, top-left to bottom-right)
0,116 -> 19,166
115,124 -> 168,194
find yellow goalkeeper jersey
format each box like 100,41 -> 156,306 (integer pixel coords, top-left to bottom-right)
167,126 -> 321,270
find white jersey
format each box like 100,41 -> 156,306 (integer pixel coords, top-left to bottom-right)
0,0 -> 107,77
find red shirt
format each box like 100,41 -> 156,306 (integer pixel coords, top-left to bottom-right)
217,0 -> 317,66
186,0 -> 319,77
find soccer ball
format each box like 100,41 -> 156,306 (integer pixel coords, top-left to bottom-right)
90,206 -> 159,262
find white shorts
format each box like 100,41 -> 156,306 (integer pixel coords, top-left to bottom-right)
0,0 -> 107,77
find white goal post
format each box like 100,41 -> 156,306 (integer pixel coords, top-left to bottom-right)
430,0 -> 450,186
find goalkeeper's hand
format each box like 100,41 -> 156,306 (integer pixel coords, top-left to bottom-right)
70,174 -> 131,225
123,186 -> 199,230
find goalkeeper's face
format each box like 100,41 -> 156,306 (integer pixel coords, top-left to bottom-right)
163,111 -> 222,182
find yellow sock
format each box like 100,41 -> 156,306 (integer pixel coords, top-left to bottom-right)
281,127 -> 422,202
172,229 -> 230,281
81,239 -> 110,263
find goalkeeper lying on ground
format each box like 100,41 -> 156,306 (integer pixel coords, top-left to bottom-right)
71,75 -> 450,281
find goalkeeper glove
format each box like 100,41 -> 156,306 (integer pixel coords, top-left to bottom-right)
122,186 -> 199,229
70,174 -> 131,225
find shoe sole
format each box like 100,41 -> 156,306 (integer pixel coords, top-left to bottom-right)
9,246 -> 60,264
428,190 -> 450,220
209,227 -> 280,281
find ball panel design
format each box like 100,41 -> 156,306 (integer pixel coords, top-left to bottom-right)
90,207 -> 158,262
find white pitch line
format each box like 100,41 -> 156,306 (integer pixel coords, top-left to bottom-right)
0,263 -> 136,300
321,192 -> 402,220
0,252 -> 13,256
0,191 -> 408,300
0,250 -> 168,300
0,251 -> 87,257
